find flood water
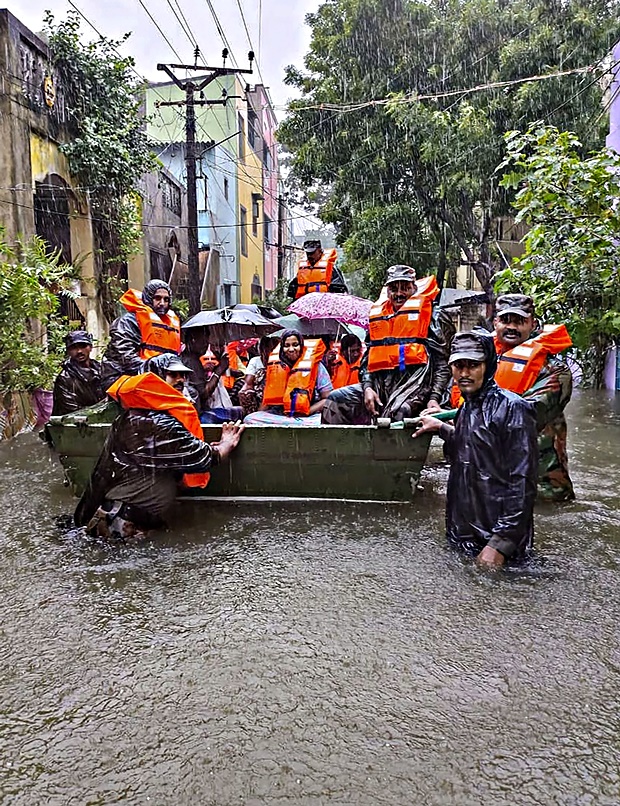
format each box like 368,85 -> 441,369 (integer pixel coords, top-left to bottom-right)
0,390 -> 619,805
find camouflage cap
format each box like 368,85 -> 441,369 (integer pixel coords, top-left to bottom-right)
385,265 -> 417,285
448,332 -> 487,364
303,239 -> 322,252
495,293 -> 535,318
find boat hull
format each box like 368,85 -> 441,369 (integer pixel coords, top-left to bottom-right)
44,402 -> 431,502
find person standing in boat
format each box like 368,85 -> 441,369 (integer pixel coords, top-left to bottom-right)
493,293 -> 575,502
244,329 -> 333,425
74,353 -> 243,542
52,331 -> 106,416
287,240 -> 348,300
415,329 -> 538,569
101,280 -> 181,387
321,265 -> 451,424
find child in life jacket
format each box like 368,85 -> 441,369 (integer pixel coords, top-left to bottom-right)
199,346 -> 244,425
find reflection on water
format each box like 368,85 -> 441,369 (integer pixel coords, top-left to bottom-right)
0,391 -> 618,804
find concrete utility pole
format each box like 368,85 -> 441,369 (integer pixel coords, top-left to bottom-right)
156,48 -> 253,314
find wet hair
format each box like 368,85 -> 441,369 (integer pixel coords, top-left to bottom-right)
279,329 -> 304,367
142,279 -> 172,308
340,333 -> 362,363
259,335 -> 280,365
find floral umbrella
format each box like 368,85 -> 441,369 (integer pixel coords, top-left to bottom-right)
288,292 -> 373,329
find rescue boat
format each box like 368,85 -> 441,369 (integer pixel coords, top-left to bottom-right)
44,400 -> 434,503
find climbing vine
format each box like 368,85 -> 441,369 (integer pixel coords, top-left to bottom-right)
44,12 -> 158,322
0,229 -> 78,392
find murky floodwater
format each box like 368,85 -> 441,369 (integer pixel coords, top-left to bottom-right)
0,390 -> 619,805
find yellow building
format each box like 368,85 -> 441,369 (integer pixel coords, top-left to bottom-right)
235,84 -> 265,303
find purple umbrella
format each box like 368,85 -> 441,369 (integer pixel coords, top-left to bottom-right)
288,292 -> 373,329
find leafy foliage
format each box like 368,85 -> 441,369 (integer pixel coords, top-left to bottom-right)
0,230 -> 78,392
495,124 -> 620,387
279,0 -> 620,296
45,13 -> 158,321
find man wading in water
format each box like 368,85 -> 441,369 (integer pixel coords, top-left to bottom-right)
415,329 -> 538,569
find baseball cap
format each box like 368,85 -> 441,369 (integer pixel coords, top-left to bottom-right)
164,357 -> 193,374
65,330 -> 93,347
448,333 -> 487,364
303,239 -> 322,252
495,293 -> 535,318
385,265 -> 417,285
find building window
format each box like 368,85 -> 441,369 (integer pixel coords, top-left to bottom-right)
252,194 -> 261,237
263,215 -> 272,244
248,108 -> 258,149
223,176 -> 229,201
240,205 -> 248,256
251,273 -> 263,301
263,142 -> 272,171
160,173 -> 181,217
238,113 -> 246,163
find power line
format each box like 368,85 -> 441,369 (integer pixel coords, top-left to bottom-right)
134,0 -> 183,62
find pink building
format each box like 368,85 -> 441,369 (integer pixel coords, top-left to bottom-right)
247,85 -> 279,293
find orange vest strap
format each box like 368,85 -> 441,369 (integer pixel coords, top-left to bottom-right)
495,324 -> 572,395
367,285 -> 434,373
262,339 -> 326,415
295,249 -> 338,298
120,288 -> 181,361
106,372 -> 209,488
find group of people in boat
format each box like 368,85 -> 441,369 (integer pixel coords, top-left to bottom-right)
52,241 -> 576,565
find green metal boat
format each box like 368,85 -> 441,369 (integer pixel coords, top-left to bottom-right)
44,400 -> 434,502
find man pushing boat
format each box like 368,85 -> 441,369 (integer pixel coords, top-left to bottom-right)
74,353 -> 243,542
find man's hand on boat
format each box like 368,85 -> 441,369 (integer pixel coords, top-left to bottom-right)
413,414 -> 445,437
211,421 -> 245,461
419,399 -> 442,416
364,388 -> 383,417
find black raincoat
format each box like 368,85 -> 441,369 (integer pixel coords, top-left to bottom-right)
74,351 -> 216,529
100,280 -> 175,387
51,359 -> 106,416
441,332 -> 538,560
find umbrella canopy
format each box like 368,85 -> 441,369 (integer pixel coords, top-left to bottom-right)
288,292 -> 372,328
181,307 -> 280,342
272,313 -> 353,338
232,303 -> 282,320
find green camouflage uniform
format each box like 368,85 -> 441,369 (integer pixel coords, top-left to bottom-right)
521,355 -> 575,502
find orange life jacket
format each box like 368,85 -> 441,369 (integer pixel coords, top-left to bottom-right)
495,324 -> 572,395
367,275 -> 439,372
223,343 -> 247,389
106,372 -> 210,488
262,338 -> 326,416
120,288 -> 181,361
295,248 -> 338,298
331,344 -> 362,389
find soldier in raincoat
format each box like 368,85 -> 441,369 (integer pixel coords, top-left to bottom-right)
415,329 -> 538,569
493,294 -> 575,502
74,353 -> 243,541
52,331 -> 105,416
101,280 -> 181,386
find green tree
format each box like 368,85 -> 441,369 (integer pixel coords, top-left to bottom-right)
279,0 -> 620,298
0,230 -> 78,392
496,124 -> 620,388
45,13 -> 158,322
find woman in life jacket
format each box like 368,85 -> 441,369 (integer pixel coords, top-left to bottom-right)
243,329 -> 333,426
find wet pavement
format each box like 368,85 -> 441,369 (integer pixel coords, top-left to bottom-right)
0,390 -> 618,804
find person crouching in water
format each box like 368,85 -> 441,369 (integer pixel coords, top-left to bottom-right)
74,353 -> 243,542
415,329 -> 538,569
244,329 -> 333,425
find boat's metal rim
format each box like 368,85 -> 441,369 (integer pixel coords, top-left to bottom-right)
177,495 -> 415,505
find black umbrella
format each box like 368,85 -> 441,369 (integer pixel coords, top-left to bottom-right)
272,313 -> 353,337
232,303 -> 282,320
181,307 -> 280,342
